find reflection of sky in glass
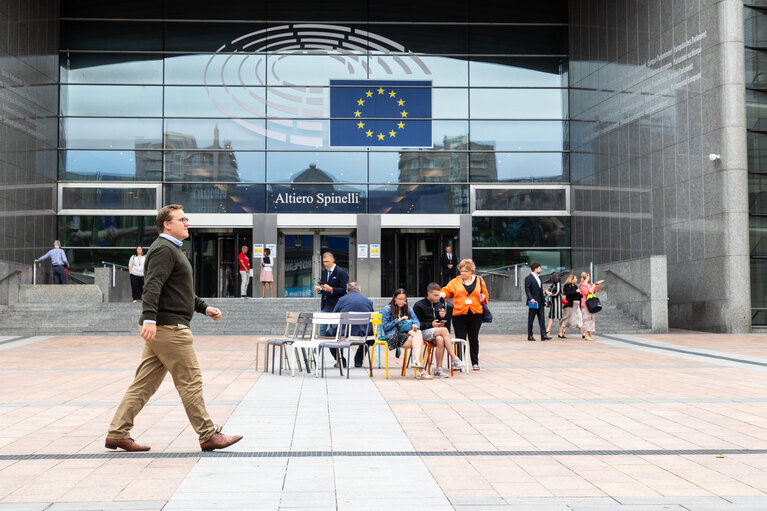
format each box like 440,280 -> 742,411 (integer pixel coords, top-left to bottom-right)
61,85 -> 163,116
164,119 -> 265,150
61,118 -> 162,149
63,55 -> 163,84
266,152 -> 366,182
62,150 -> 143,178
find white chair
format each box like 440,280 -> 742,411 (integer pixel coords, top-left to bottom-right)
287,312 -> 342,377
451,338 -> 470,374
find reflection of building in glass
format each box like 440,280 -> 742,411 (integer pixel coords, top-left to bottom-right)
268,163 -> 363,213
395,135 -> 497,213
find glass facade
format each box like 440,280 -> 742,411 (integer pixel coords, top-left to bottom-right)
746,4 -> 767,324
57,1 -> 570,272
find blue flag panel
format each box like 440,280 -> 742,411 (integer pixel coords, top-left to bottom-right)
330,80 -> 432,147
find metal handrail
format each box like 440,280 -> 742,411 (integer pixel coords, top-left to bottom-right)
101,261 -> 130,288
0,270 -> 21,286
602,269 -> 648,297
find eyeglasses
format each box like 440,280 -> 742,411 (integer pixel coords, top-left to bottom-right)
174,217 -> 190,224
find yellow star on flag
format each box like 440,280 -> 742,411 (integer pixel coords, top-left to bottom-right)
389,90 -> 396,97
377,132 -> 385,140
365,130 -> 373,137
397,122 -> 405,129
357,121 -> 365,129
377,87 -> 385,94
389,130 -> 397,137
365,90 -> 373,97
400,110 -> 408,118
397,99 -> 405,106
354,110 -> 362,117
357,98 -> 365,106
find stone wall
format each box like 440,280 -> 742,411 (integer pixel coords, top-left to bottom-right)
569,0 -> 750,332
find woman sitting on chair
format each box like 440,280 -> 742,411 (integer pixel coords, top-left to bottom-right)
381,288 -> 433,380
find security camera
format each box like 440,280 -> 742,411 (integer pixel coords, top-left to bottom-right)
708,153 -> 721,161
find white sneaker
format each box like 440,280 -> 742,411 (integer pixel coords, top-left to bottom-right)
452,358 -> 464,369
434,368 -> 450,378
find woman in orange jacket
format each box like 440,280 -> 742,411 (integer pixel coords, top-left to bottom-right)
441,258 -> 488,371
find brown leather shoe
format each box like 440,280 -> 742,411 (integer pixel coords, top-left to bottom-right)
200,432 -> 243,452
105,437 -> 150,452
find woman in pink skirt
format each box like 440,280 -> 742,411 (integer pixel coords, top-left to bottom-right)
260,248 -> 274,298
579,272 -> 603,340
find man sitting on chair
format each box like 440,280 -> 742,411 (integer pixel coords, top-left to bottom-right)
413,282 -> 464,378
331,281 -> 374,368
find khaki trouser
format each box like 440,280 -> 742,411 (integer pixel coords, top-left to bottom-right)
107,324 -> 217,444
240,270 -> 249,296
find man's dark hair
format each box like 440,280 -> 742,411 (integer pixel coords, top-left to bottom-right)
156,204 -> 183,233
427,282 -> 442,293
530,262 -> 541,271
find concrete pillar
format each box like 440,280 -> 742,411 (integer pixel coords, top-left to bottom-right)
356,214 -> 382,297
253,214 -> 278,297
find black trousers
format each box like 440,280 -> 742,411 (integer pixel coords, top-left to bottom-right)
52,265 -> 67,284
452,311 -> 482,366
528,305 -> 546,337
441,273 -> 455,286
130,274 -> 144,300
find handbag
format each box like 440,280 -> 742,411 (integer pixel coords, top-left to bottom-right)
561,296 -> 569,306
478,276 -> 493,323
585,293 -> 602,314
398,319 -> 413,332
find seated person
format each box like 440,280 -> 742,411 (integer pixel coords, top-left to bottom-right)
332,281 -> 374,368
413,282 -> 464,378
381,288 -> 433,380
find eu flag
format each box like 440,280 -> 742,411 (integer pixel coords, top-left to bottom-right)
330,80 -> 432,147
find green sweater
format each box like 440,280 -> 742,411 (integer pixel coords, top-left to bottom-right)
140,237 -> 209,326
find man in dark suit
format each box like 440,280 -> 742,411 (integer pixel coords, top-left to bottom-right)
332,281 -> 374,367
440,246 -> 456,285
524,262 -> 551,342
314,252 -> 349,365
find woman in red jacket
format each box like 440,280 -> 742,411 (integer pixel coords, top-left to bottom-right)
441,259 -> 488,371
579,272 -> 604,341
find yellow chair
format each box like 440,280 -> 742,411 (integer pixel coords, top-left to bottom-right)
370,312 -> 390,378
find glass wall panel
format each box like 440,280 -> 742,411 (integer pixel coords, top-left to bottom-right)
746,48 -> 767,90
470,57 -> 566,87
267,152 -> 367,182
60,216 -> 158,248
750,174 -> 767,215
473,248 -> 571,272
433,89 -> 468,118
366,24 -> 469,54
164,151 -> 265,182
469,1 -> 568,23
745,6 -> 767,47
751,258 -> 767,325
472,216 -> 571,247
265,55 -> 369,87
369,55 -> 469,86
368,184 -> 468,214
470,121 -> 565,151
469,26 -> 568,55
267,184 -> 366,213
748,131 -> 767,172
470,89 -> 565,119
164,22 -> 268,52
164,119 -> 266,150
369,0 -> 466,22
60,85 -> 163,117
165,53 -> 267,86
60,21 -> 163,51
164,86 -> 267,118
61,187 -> 157,210
475,188 -> 566,211
165,183 -> 266,213
59,150 -> 162,181
471,152 -> 567,182
61,54 -> 163,84
60,118 -> 162,149
369,151 -> 468,183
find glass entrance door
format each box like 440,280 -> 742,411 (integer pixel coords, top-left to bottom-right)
190,229 -> 251,297
382,230 -> 459,297
279,230 -> 354,297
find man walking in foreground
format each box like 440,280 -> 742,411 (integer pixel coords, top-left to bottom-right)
105,204 -> 242,452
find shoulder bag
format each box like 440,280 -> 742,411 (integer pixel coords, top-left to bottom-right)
478,276 -> 493,323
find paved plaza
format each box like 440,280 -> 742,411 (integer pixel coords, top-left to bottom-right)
2,332 -> 767,510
